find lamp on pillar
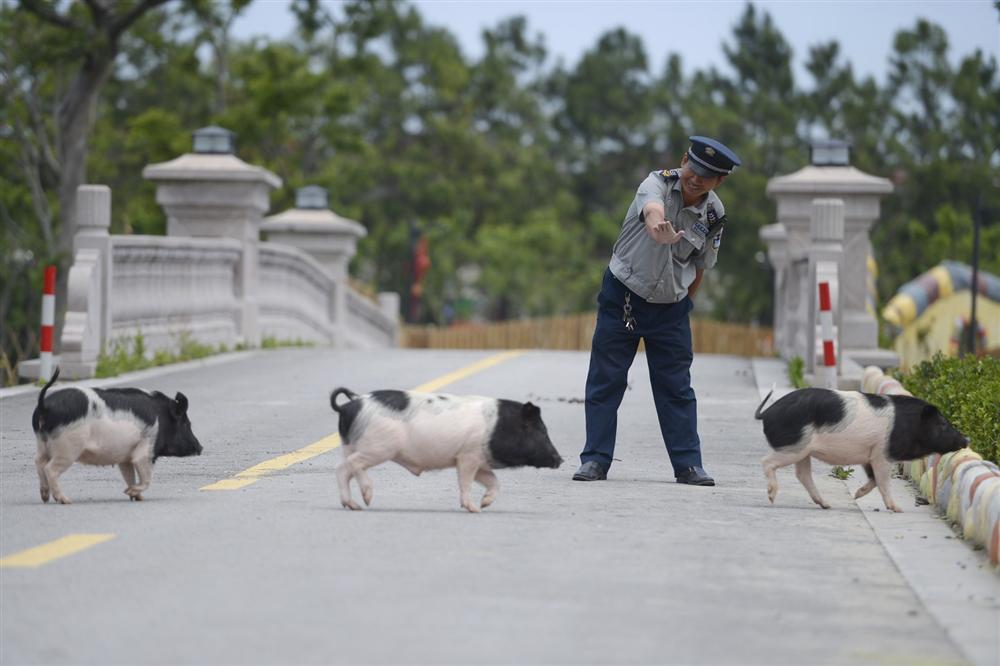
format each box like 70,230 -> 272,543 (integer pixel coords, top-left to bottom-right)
296,185 -> 328,210
192,126 -> 236,154
809,139 -> 851,167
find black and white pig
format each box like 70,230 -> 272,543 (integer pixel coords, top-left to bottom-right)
329,388 -> 563,512
754,387 -> 968,512
32,368 -> 203,504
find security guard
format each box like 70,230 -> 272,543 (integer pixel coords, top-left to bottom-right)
572,136 -> 741,485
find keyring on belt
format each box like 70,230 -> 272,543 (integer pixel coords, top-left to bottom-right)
623,293 -> 637,332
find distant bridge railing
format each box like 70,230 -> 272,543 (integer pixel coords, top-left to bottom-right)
21,181 -> 399,381
258,242 -> 337,344
111,236 -> 242,352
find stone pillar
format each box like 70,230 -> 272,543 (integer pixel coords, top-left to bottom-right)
759,223 -> 788,355
807,199 -> 845,376
260,186 -> 366,281
52,186 -> 113,378
142,127 -> 281,347
73,185 -> 113,351
261,186 -> 368,344
765,141 -> 896,369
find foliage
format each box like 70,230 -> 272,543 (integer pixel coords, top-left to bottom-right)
261,336 -> 314,349
787,356 -> 809,389
830,466 -> 855,480
3,0 -> 999,384
95,331 -> 223,378
899,353 -> 1000,464
94,331 -> 314,377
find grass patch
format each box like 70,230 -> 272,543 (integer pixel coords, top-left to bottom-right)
787,356 -> 809,389
96,331 -> 224,378
830,466 -> 854,480
95,331 -> 315,378
261,335 -> 314,349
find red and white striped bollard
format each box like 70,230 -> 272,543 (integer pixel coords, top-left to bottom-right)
818,280 -> 836,389
39,265 -> 56,382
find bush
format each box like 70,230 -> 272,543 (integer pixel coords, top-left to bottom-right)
787,356 -> 809,389
899,353 -> 1000,464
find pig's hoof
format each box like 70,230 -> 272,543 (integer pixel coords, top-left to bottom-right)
464,504 -> 481,513
56,496 -> 72,505
343,500 -> 362,510
480,496 -> 495,509
890,505 -> 904,513
362,488 -> 373,506
820,503 -> 831,509
40,489 -> 50,503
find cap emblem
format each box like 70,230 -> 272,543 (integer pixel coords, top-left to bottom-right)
705,146 -> 716,157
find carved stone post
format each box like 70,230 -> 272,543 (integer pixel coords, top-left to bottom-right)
261,186 -> 368,344
142,127 -> 281,347
765,141 -> 896,373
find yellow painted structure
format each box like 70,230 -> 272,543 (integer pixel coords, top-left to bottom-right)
892,290 -> 1000,370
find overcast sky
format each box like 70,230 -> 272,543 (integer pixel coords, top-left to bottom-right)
231,0 -> 999,85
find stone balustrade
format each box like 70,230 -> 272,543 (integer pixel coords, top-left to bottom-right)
18,127 -> 400,380
258,242 -> 337,344
110,236 -> 242,351
344,289 -> 399,348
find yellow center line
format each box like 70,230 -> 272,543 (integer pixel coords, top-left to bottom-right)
0,533 -> 116,569
201,350 -> 525,491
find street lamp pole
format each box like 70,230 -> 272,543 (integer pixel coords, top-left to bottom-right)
965,196 -> 982,357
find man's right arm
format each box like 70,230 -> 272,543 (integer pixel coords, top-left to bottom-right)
642,201 -> 684,245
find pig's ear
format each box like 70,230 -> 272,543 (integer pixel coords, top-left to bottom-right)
920,403 -> 940,420
174,392 -> 189,414
522,402 -> 540,420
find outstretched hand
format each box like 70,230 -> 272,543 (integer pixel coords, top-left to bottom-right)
648,220 -> 685,245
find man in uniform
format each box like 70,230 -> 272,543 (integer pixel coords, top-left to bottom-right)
572,136 -> 741,485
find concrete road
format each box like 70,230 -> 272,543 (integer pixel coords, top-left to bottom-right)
1,348 -> 996,665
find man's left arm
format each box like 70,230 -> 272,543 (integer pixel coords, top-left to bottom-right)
688,268 -> 704,299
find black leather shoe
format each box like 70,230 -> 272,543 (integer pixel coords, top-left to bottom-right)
572,461 -> 608,481
676,466 -> 715,486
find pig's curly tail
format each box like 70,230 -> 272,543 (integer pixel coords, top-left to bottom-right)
330,387 -> 359,412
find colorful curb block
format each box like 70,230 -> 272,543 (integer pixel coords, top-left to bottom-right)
862,365 -> 1000,567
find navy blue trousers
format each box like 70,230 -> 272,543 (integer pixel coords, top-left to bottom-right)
580,268 -> 702,475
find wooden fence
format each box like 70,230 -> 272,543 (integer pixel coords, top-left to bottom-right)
403,313 -> 774,357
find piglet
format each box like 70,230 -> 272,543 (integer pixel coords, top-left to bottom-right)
330,388 -> 563,512
32,368 -> 203,504
754,387 -> 968,512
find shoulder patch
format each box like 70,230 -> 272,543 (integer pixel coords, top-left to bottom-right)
713,230 -> 723,249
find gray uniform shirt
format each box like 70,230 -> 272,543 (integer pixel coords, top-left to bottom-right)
608,169 -> 726,303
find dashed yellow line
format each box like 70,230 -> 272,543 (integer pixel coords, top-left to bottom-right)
0,534 -> 115,569
200,434 -> 341,490
201,350 -> 524,491
410,350 -> 523,392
